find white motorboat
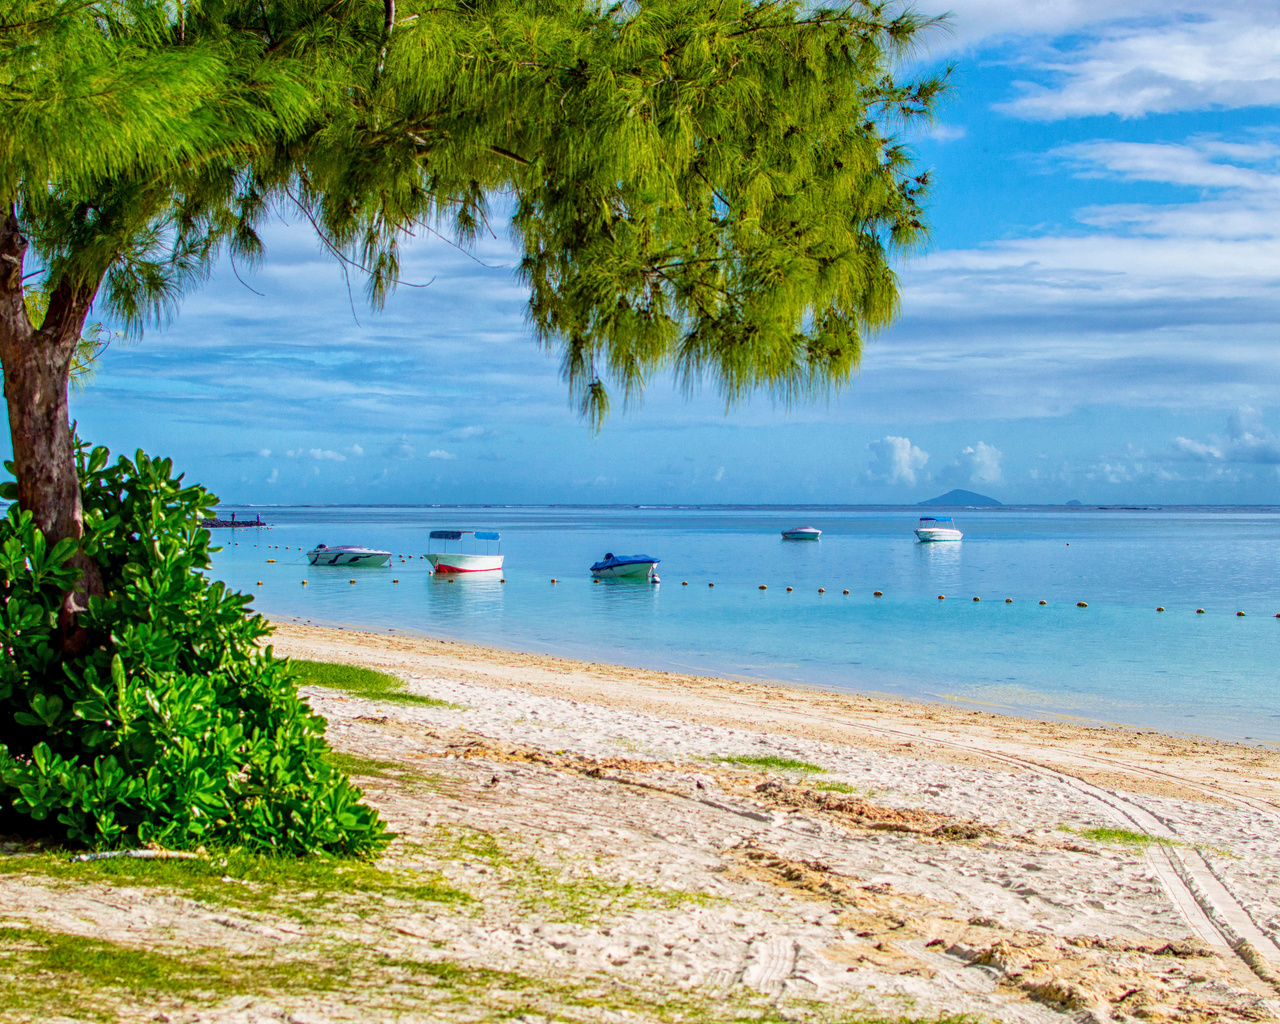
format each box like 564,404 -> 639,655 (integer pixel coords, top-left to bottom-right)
781,526 -> 821,540
426,530 -> 504,574
590,552 -> 660,579
307,544 -> 392,567
914,516 -> 963,542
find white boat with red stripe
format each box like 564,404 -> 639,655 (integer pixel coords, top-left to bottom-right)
426,530 -> 504,574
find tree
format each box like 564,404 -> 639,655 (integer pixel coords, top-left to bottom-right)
1,0 -> 945,634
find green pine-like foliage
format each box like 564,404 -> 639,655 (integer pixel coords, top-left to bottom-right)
0,443 -> 388,854
2,0 -> 946,417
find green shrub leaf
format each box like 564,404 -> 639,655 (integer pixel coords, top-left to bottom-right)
0,439 -> 388,856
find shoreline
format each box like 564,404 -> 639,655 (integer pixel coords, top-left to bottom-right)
268,620 -> 1280,806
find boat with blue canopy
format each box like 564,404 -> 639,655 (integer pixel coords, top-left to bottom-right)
590,552 -> 660,580
426,530 -> 504,574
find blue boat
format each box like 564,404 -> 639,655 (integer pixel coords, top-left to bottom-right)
590,552 -> 660,579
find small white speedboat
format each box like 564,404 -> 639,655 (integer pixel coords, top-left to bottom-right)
590,552 -> 660,579
914,516 -> 963,542
307,544 -> 391,567
781,526 -> 821,540
426,530 -> 504,574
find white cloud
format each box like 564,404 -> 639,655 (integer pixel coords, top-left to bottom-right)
448,425 -> 489,440
866,436 -> 929,485
1170,407 -> 1280,464
266,467 -> 278,484
873,132 -> 1280,420
428,449 -> 457,460
1055,139 -> 1280,192
257,448 -> 271,458
946,3 -> 1280,120
924,123 -> 967,143
953,442 -> 1004,485
714,466 -> 725,482
284,446 -> 354,462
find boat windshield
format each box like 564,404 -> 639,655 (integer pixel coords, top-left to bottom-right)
428,530 -> 501,554
919,517 -> 953,523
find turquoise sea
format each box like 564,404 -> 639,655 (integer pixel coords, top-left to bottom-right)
209,505 -> 1280,744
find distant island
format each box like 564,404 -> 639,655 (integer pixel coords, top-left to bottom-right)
918,489 -> 1002,507
1065,499 -> 1083,506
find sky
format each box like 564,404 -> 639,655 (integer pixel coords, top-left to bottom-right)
66,0 -> 1280,505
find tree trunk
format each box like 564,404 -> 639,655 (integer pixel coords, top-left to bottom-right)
0,203 -> 103,650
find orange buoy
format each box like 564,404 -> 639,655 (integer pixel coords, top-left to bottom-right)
938,595 -> 945,600
786,586 -> 793,592
1005,598 -> 1012,604
682,581 -> 688,586
266,558 -> 275,563
500,578 -> 506,583
1237,611 -> 1246,617
256,581 -> 263,586
350,579 -> 356,584
551,578 -> 557,583
1077,601 -> 1087,608
708,583 -> 714,587
818,588 -> 825,594
1197,608 -> 1205,614
759,584 -> 767,590
873,590 -> 883,597
842,589 -> 849,595
972,596 -> 980,602
393,579 -> 399,584
1039,600 -> 1047,605
301,580 -> 307,586
1156,606 -> 1164,612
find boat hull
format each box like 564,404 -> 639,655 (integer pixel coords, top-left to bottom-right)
591,561 -> 657,579
781,529 -> 821,540
914,528 -> 963,542
427,553 -> 504,574
307,550 -> 391,567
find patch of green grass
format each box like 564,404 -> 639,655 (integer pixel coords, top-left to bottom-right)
813,781 -> 863,795
1059,823 -> 1164,847
0,918 -> 982,1024
0,923 -> 230,1020
1077,826 -> 1159,846
431,825 -> 719,925
324,750 -> 405,778
0,847 -> 466,923
291,658 -> 460,708
713,754 -> 826,773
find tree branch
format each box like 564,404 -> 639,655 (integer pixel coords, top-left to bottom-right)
489,145 -> 532,165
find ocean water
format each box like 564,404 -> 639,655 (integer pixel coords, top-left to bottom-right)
208,505 -> 1280,744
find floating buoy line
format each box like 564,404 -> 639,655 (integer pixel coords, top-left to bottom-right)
269,568 -> 1274,619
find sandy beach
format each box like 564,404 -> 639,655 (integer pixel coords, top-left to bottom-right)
5,621 -> 1280,1023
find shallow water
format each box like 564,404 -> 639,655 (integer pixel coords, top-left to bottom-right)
208,505 -> 1280,743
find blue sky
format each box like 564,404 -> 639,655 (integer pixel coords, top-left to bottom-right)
68,0 -> 1280,505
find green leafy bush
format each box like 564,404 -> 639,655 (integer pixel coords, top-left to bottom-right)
0,443 -> 388,855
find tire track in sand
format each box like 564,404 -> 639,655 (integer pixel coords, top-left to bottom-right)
853,721 -> 1280,994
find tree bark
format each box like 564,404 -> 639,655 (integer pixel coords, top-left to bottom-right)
0,203 -> 103,649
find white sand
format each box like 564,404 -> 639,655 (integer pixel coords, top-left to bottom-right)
4,621 -> 1279,1023
271,624 -> 1280,1022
